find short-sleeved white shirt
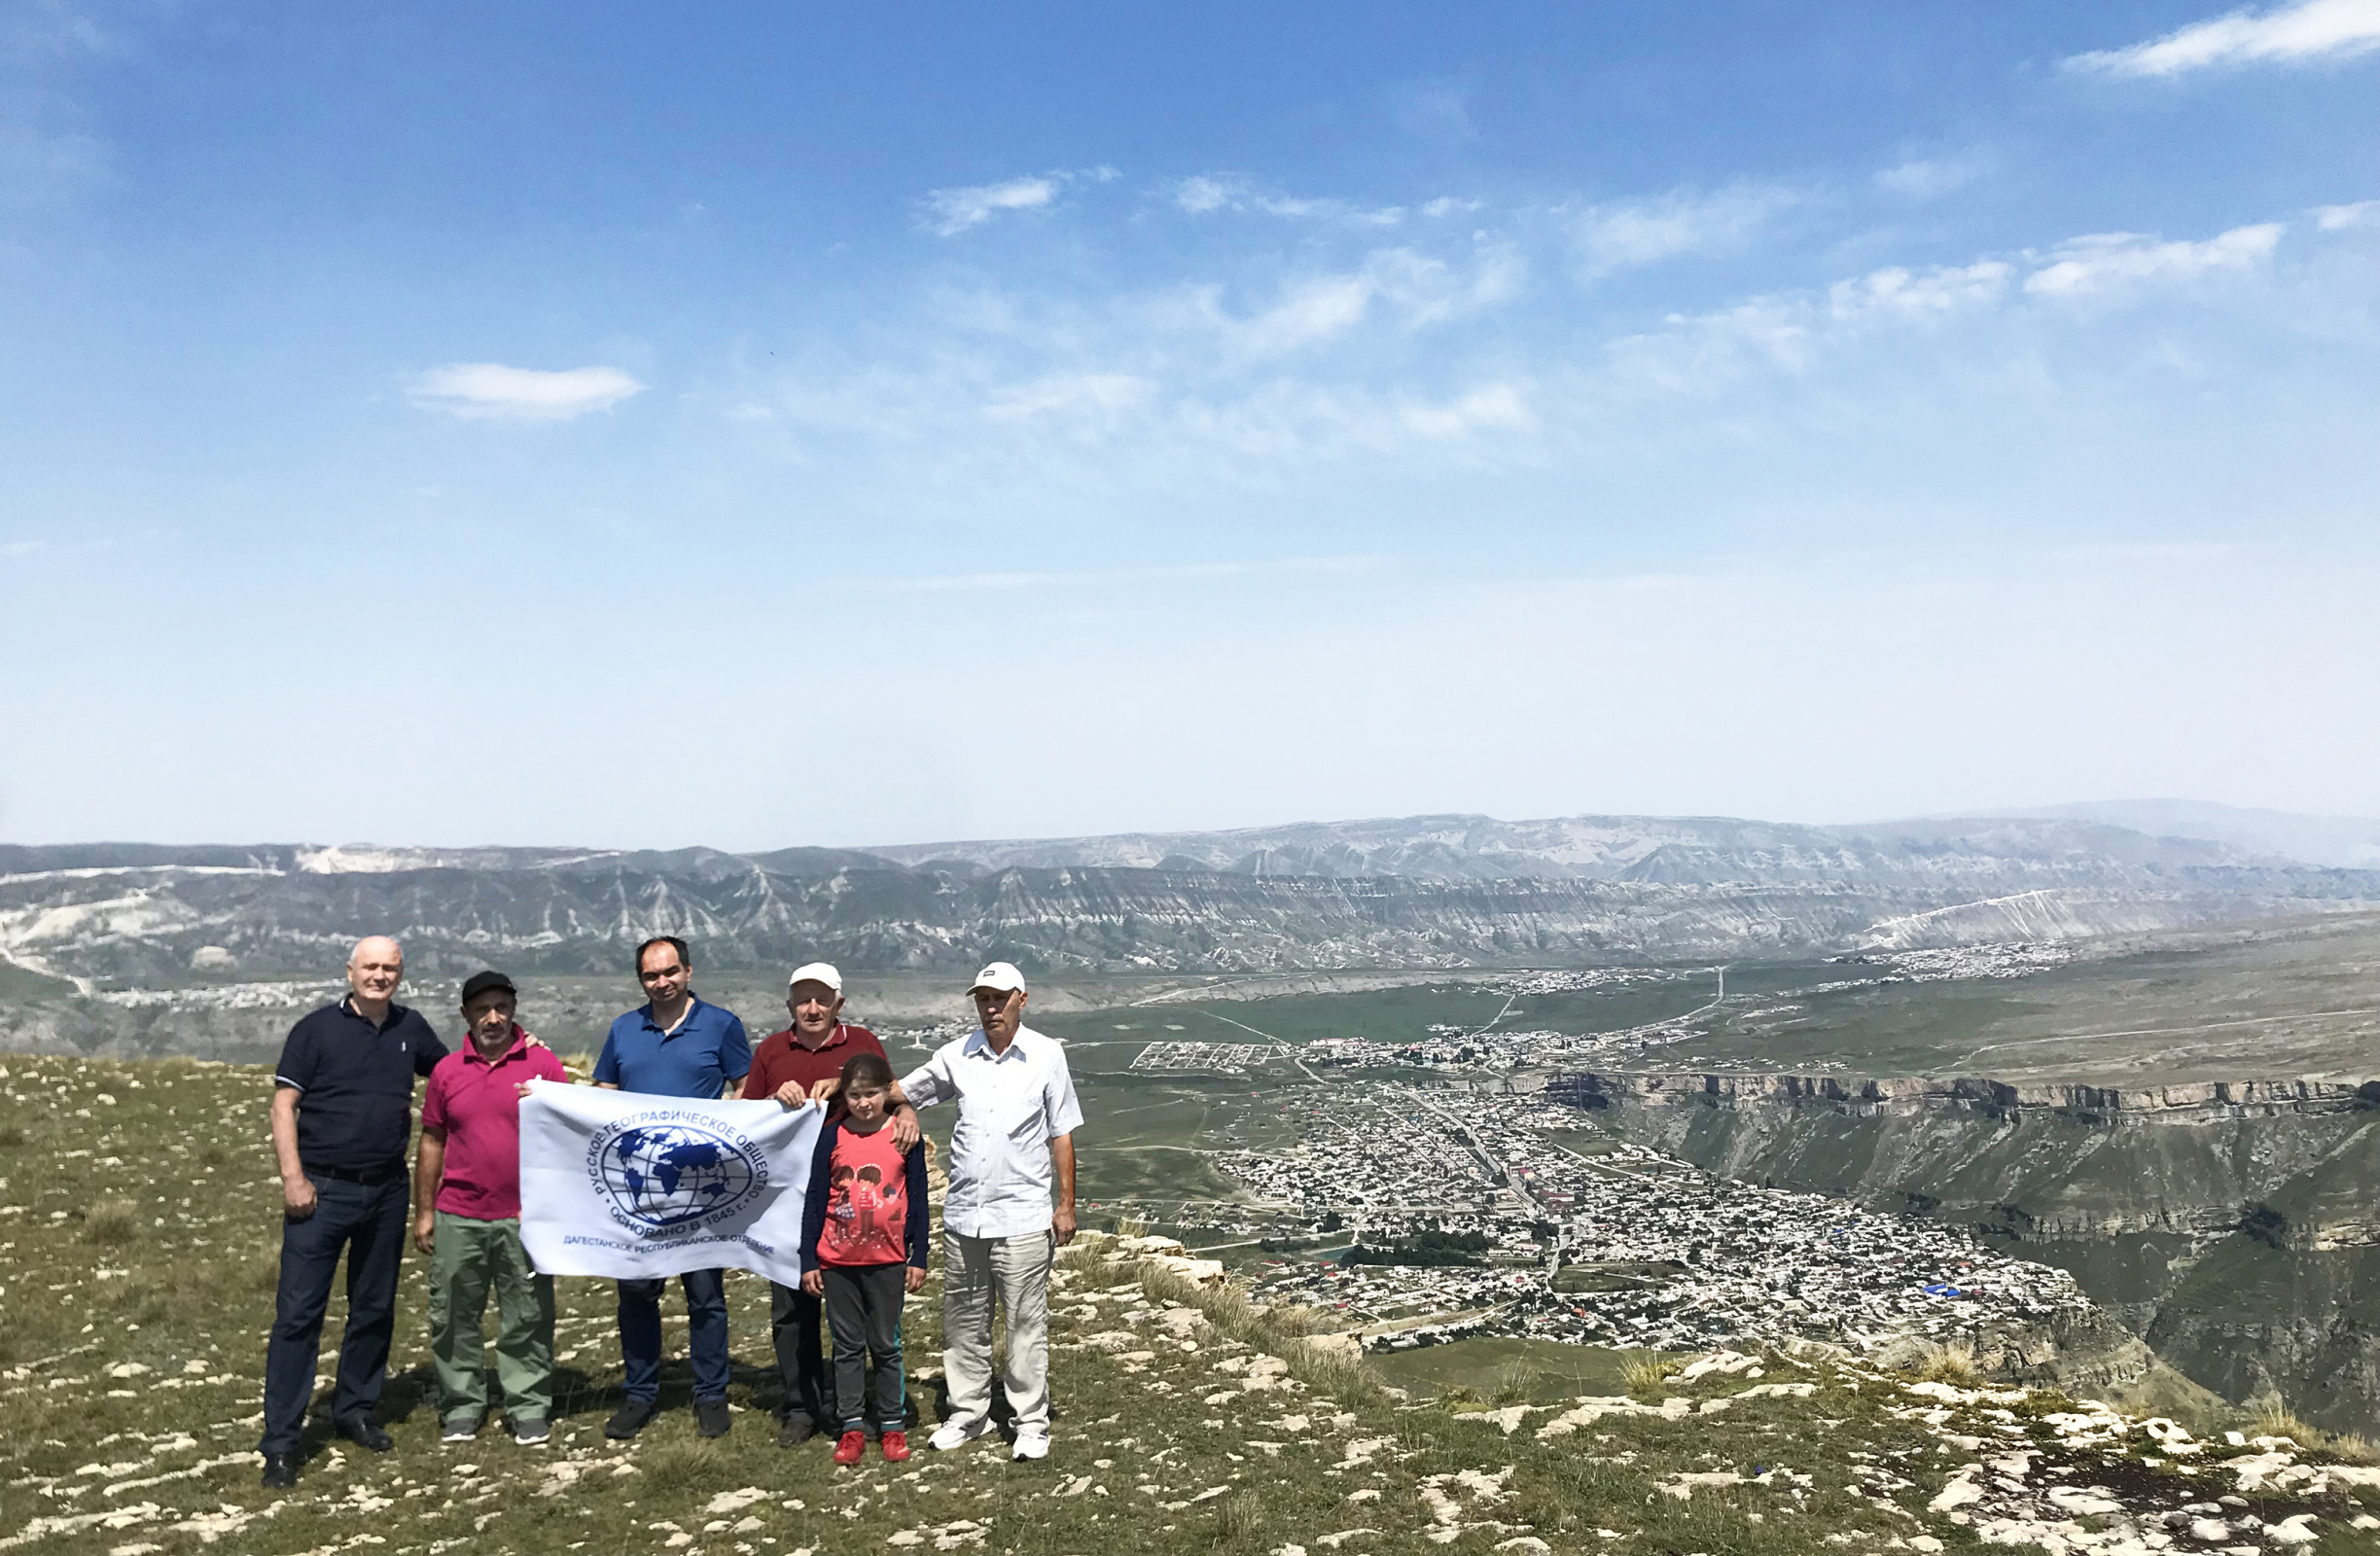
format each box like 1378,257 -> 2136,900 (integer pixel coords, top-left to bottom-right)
900,1024 -> 1083,1240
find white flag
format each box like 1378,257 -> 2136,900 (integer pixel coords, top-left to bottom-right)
518,1081 -> 822,1288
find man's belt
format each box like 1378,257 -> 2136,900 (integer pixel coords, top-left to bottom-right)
305,1160 -> 408,1186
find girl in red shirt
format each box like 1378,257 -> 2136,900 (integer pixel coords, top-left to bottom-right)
799,1052 -> 930,1463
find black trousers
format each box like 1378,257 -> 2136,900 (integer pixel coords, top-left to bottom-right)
769,1280 -> 831,1428
822,1262 -> 908,1432
260,1174 -> 409,1455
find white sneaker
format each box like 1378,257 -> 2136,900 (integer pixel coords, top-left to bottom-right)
1012,1430 -> 1049,1461
929,1417 -> 991,1452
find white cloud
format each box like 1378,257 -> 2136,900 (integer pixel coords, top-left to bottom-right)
1422,196 -> 1483,218
1182,245 -> 1526,357
922,176 -> 1057,236
983,372 -> 1155,422
1572,184 -> 1796,278
1169,174 -> 1403,226
1261,194 -> 1403,226
1873,153 -> 1990,199
1165,377 -> 1537,460
1828,262 -> 2012,324
2023,223 -> 2283,297
1243,274 -> 1377,353
2314,198 -> 2380,230
0,540 -> 43,557
1173,175 -> 1238,214
408,363 -> 644,421
1603,299 -> 1817,395
1603,217 -> 2292,398
919,167 -> 1119,236
2066,0 -> 2380,77
1399,382 -> 1534,440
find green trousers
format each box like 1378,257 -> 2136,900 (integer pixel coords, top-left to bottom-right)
427,1211 -> 555,1426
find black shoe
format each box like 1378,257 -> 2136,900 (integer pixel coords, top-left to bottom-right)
260,1451 -> 299,1490
605,1398 -> 658,1440
778,1414 -> 823,1447
336,1417 -> 394,1453
695,1398 -> 731,1439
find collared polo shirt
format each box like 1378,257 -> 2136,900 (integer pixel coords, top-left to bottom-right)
273,996 -> 450,1172
741,1022 -> 888,1120
899,1024 -> 1083,1240
419,1029 -> 570,1220
593,995 -> 751,1099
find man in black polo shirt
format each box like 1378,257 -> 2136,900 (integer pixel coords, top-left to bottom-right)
259,936 -> 448,1490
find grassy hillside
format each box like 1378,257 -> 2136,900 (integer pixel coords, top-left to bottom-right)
4,1053 -> 2379,1555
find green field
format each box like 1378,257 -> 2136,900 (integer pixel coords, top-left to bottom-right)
1024,912 -> 2380,1084
1034,975 -> 1735,1052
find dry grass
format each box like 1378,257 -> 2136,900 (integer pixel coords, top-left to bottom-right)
1492,1360 -> 1543,1405
2254,1399 -> 2322,1447
1261,1301 -> 1316,1338
1216,1489 -> 1266,1546
1623,1355 -> 1683,1397
1916,1341 -> 1980,1386
82,1196 -> 141,1246
2249,1398 -> 2375,1461
0,1121 -> 24,1148
1106,1249 -> 1388,1407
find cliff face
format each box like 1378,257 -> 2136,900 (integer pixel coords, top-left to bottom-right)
9,851 -> 2376,988
1549,1070 -> 2380,1433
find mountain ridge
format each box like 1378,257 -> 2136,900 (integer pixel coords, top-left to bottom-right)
6,811 -> 2378,987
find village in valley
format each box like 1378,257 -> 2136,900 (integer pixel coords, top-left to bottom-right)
1105,1052 -> 2097,1360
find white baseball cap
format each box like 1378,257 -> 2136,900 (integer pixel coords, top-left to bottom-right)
787,962 -> 843,995
969,961 -> 1027,995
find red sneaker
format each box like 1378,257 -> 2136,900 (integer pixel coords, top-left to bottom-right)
880,1430 -> 911,1463
833,1430 -> 866,1467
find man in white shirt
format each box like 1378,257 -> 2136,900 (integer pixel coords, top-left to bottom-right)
891,961 -> 1082,1461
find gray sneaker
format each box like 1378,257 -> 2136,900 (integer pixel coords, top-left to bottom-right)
441,1417 -> 479,1444
511,1418 -> 550,1445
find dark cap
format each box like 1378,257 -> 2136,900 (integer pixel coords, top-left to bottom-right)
460,970 -> 518,1007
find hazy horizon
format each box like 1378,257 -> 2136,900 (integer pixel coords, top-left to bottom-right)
10,795 -> 2380,860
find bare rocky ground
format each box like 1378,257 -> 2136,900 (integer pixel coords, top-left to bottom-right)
5,1053 -> 2380,1556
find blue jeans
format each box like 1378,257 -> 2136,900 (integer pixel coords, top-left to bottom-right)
260,1174 -> 409,1455
616,1270 -> 729,1403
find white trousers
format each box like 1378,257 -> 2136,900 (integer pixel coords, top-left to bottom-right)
941,1227 -> 1054,1432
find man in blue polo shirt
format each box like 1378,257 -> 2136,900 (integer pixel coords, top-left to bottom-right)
260,936 -> 449,1490
593,935 -> 753,1440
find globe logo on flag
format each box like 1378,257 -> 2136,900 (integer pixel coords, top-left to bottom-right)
592,1119 -> 764,1231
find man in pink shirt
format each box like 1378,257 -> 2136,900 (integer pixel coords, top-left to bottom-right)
413,970 -> 570,1444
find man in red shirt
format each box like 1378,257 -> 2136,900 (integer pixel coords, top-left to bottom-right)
413,971 -> 571,1445
742,962 -> 919,1446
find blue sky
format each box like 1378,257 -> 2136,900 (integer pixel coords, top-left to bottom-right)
2,1 -> 2375,848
